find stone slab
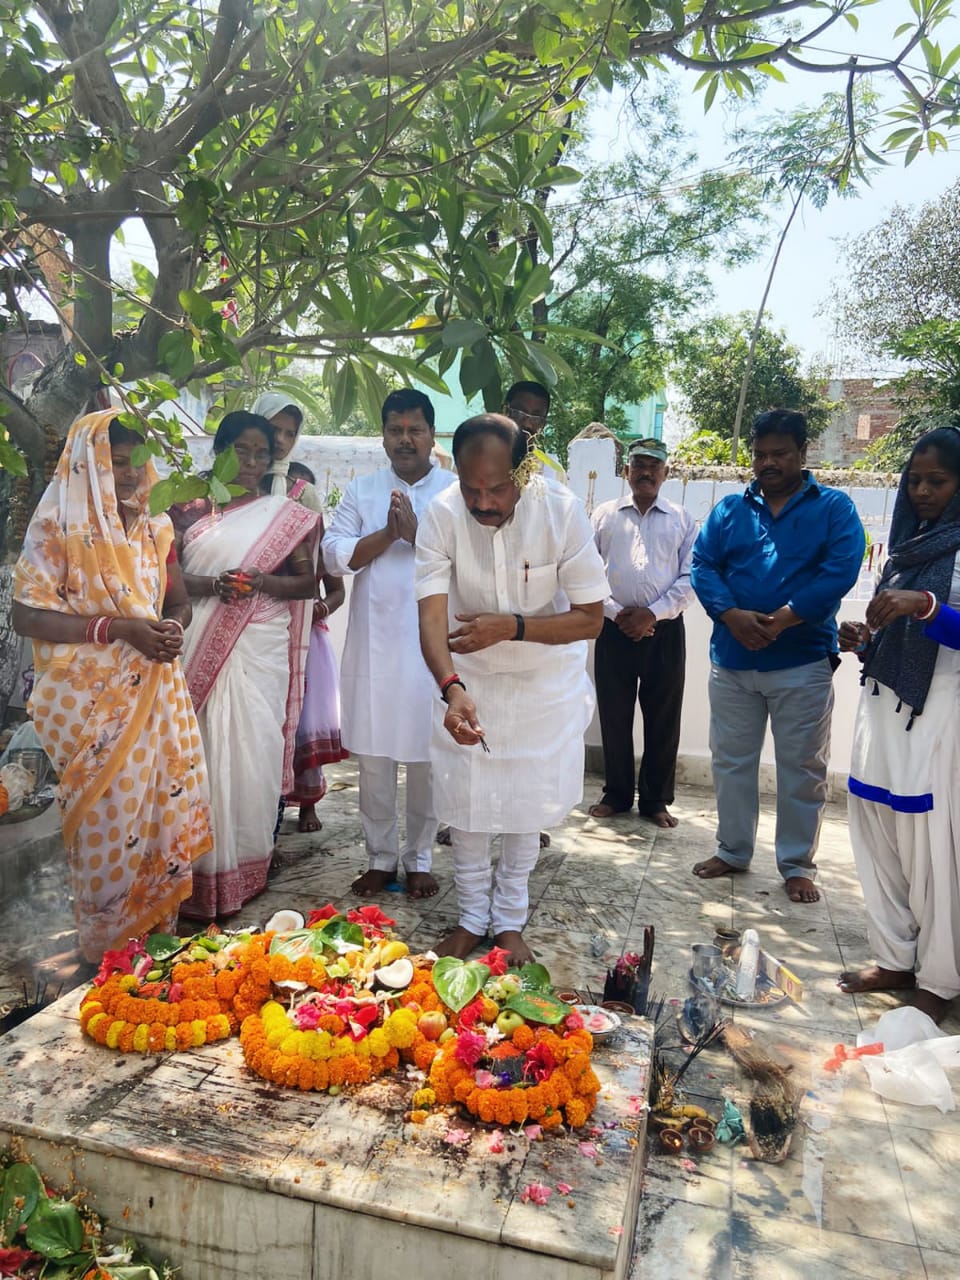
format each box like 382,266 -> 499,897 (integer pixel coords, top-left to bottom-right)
0,991 -> 651,1279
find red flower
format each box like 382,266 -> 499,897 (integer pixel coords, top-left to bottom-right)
564,1011 -> 585,1031
477,945 -> 511,977
458,997 -> 485,1029
346,904 -> 396,933
523,1041 -> 556,1083
0,1248 -> 40,1276
93,937 -> 149,986
307,904 -> 340,925
347,1003 -> 380,1041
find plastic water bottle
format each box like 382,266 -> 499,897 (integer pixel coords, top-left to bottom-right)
735,929 -> 760,1000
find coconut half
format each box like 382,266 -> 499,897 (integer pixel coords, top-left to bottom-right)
265,909 -> 305,935
374,957 -> 415,990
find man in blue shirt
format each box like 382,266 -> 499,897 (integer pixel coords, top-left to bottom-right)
690,410 -> 865,903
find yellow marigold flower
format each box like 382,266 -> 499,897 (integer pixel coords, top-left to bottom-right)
132,1023 -> 150,1053
105,1020 -> 125,1049
368,1028 -> 390,1058
164,1027 -> 177,1051
191,1019 -> 207,1047
118,975 -> 138,992
412,1087 -> 436,1108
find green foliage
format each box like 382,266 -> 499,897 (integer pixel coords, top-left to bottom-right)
539,89 -> 766,465
1,0 -> 958,509
673,430 -> 750,467
672,314 -> 837,440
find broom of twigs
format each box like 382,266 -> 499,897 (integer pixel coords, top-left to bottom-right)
721,1024 -> 800,1163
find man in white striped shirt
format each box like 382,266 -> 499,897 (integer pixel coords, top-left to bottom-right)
589,438 -> 697,828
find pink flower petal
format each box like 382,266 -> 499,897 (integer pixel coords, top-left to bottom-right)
524,1124 -> 543,1140
444,1129 -> 471,1147
520,1182 -> 552,1206
488,1130 -> 505,1154
556,1182 -> 573,1195
578,1142 -> 599,1158
608,1225 -> 624,1237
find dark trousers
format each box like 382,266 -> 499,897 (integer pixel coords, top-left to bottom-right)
594,615 -> 686,814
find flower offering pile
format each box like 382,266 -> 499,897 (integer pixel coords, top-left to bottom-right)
0,1144 -> 175,1279
78,907 -> 602,1131
79,929 -> 246,1053
401,947 -> 601,1129
236,905 -> 420,1090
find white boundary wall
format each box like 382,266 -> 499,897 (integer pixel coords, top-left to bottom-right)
183,435 -> 899,796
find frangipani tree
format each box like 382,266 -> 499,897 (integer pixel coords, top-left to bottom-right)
0,0 -> 958,522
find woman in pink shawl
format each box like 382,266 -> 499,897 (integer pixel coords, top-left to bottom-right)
171,411 -> 318,918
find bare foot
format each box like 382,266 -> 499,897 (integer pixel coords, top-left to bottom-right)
406,871 -> 439,899
352,868 -> 394,897
913,988 -> 953,1024
436,825 -> 452,846
785,876 -> 820,903
692,856 -> 744,880
588,801 -> 630,819
435,926 -> 486,959
645,808 -> 678,829
493,930 -> 536,966
838,966 -> 916,994
297,804 -> 322,833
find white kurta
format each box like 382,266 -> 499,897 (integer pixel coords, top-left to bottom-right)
414,477 -> 609,832
322,461 -> 456,760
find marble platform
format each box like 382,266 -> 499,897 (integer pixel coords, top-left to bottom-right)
0,987 -> 651,1279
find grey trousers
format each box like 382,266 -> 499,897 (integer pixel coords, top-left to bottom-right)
708,659 -> 834,881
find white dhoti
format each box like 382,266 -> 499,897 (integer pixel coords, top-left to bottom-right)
848,663 -> 960,999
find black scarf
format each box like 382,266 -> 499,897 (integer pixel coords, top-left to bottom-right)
861,477 -> 960,722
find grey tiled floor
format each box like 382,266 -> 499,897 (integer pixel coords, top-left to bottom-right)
2,762 -> 958,1279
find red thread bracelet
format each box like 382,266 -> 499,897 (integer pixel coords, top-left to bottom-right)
439,672 -> 462,695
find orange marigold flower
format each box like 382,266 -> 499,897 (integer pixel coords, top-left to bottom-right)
511,1025 -> 535,1051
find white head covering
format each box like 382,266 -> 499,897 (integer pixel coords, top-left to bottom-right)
251,391 -> 304,496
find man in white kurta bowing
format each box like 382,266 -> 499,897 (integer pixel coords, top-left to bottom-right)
322,389 -> 456,898
416,415 -> 607,964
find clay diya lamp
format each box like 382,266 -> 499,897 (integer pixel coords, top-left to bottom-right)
601,1000 -> 635,1016
556,990 -> 582,1004
658,1128 -> 684,1156
687,1125 -> 716,1154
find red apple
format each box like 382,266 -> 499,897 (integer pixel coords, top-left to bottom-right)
417,1011 -> 448,1042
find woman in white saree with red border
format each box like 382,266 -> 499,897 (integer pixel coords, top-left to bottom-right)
172,412 -> 318,919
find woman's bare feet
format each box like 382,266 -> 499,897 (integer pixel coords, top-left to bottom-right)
785,876 -> 820,903
351,868 -> 393,897
406,871 -> 439,899
493,930 -> 536,966
297,804 -> 322,833
692,856 -> 744,879
837,965 -> 916,994
913,988 -> 953,1024
435,926 -> 486,959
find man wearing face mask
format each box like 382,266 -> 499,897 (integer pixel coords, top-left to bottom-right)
322,389 -> 456,900
589,438 -> 698,830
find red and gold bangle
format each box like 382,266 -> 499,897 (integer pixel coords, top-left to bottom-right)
915,591 -> 938,621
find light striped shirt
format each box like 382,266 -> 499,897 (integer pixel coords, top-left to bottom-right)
592,493 -> 697,622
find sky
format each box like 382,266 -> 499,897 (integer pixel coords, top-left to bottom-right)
588,0 -> 960,376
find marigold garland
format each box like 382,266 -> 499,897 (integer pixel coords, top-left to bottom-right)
428,1025 -> 599,1129
240,1000 -> 417,1091
79,960 -> 239,1053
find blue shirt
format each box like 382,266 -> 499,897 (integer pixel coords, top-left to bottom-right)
691,474 -> 865,671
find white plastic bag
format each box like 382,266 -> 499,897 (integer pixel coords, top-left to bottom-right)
860,1042 -> 958,1112
857,1005 -> 946,1052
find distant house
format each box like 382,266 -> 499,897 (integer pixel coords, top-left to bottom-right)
807,377 -> 902,466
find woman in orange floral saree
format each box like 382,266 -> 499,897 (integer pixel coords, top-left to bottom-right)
13,410 -> 213,962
